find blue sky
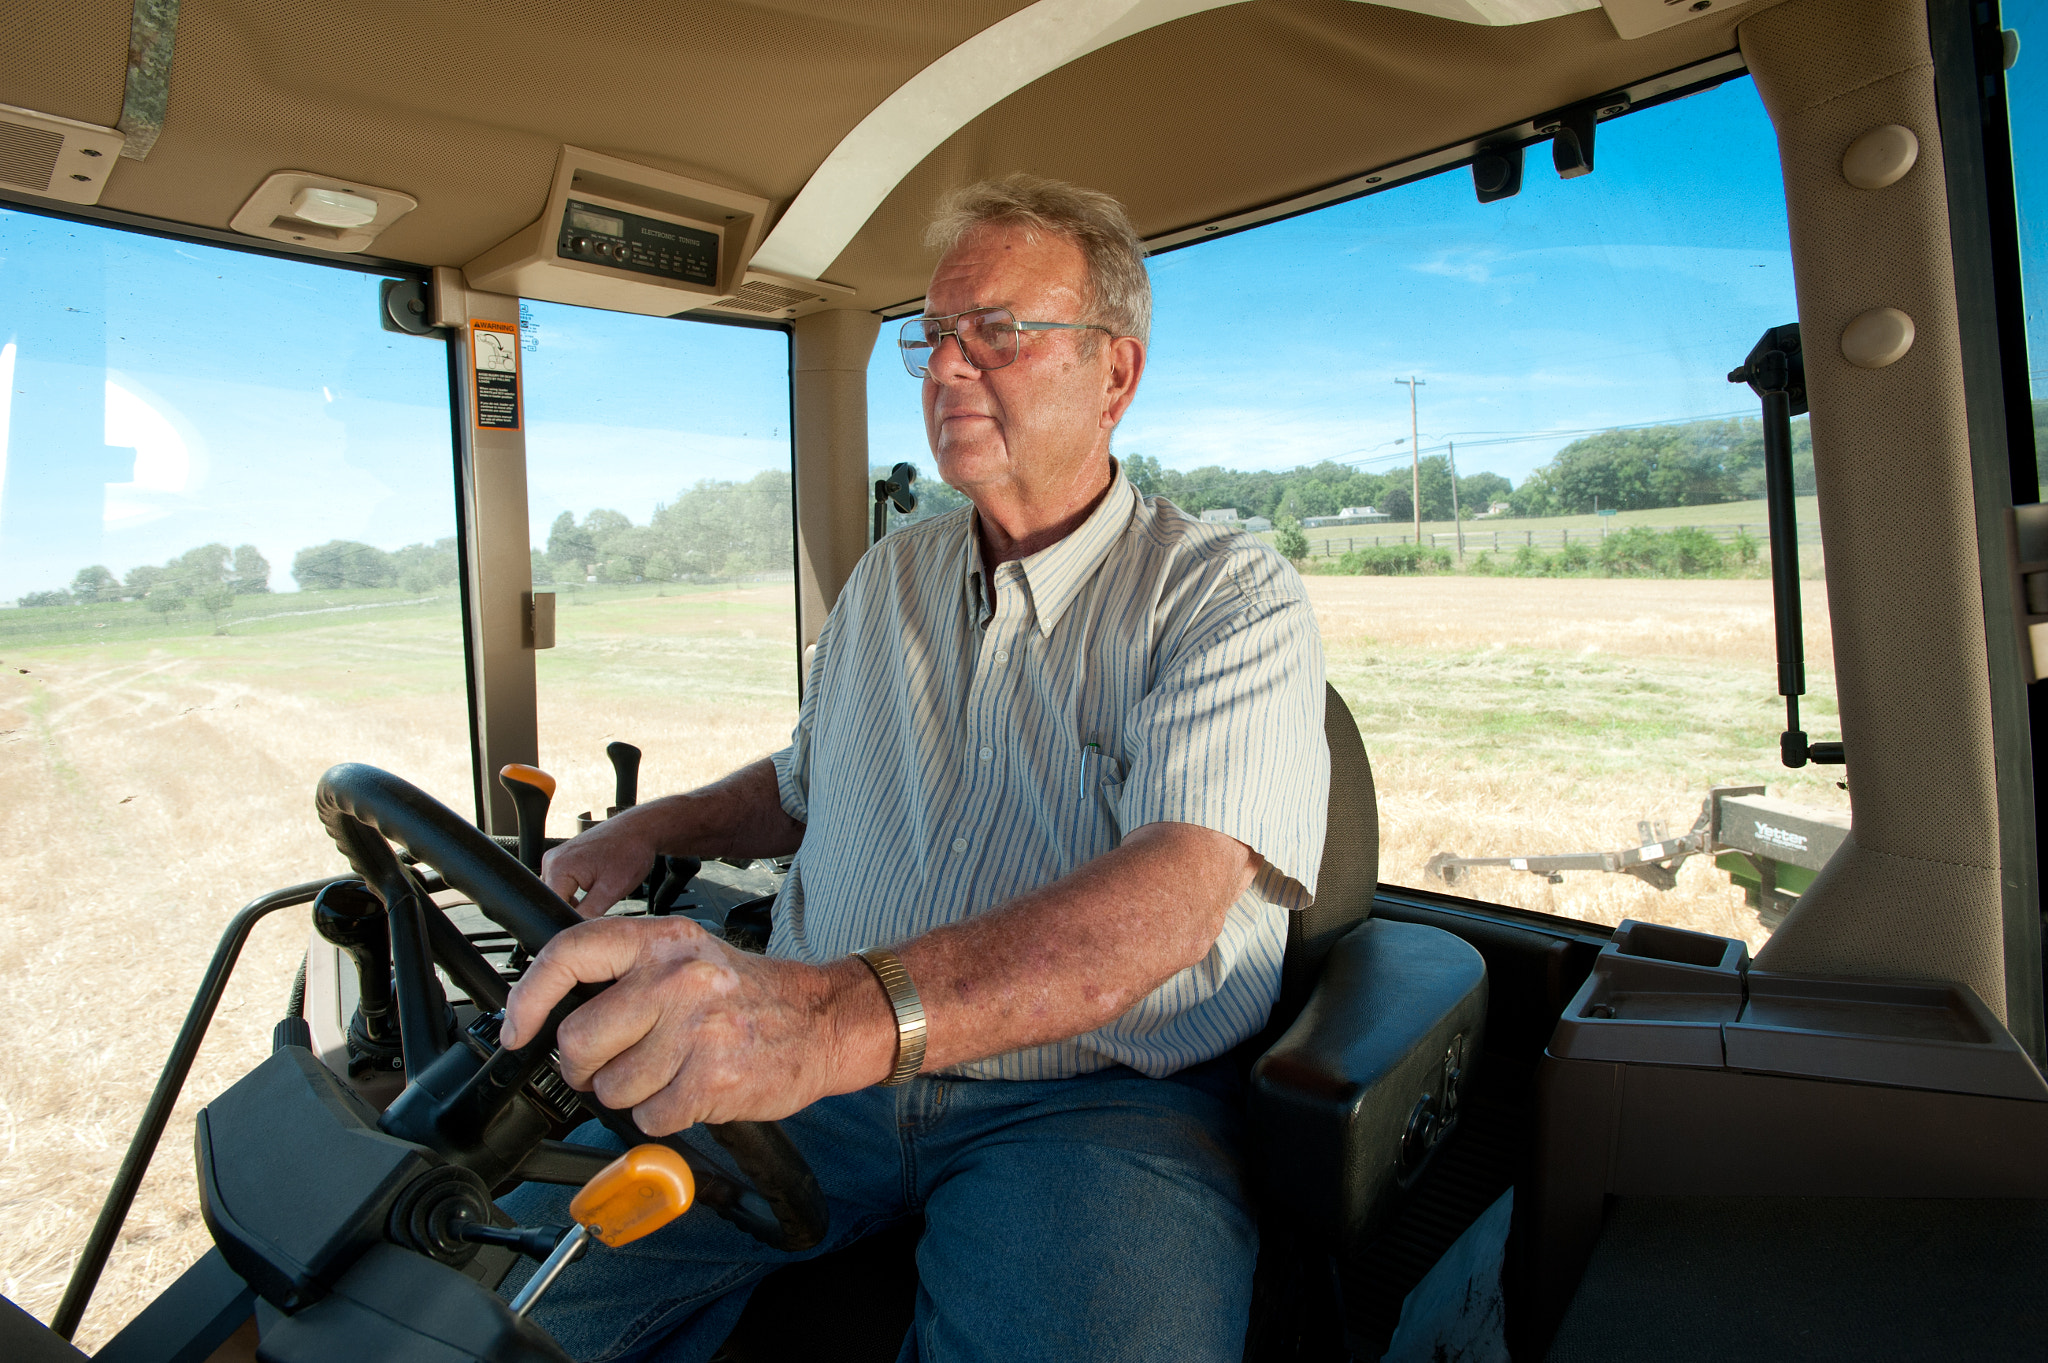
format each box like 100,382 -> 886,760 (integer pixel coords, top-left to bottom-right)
5,53 -> 2048,601
874,74 -> 1798,486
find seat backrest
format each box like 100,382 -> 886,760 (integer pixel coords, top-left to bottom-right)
1269,682 -> 1379,1038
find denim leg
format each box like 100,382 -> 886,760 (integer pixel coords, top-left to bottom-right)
496,1085 -> 913,1363
906,1066 -> 1258,1363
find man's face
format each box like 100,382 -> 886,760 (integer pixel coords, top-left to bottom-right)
920,224 -> 1139,504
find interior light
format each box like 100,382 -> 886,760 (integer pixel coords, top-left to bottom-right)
291,187 -> 379,228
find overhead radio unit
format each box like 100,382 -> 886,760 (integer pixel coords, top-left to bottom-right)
466,146 -> 854,319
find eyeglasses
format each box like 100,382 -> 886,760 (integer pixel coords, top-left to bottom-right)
899,306 -> 1113,378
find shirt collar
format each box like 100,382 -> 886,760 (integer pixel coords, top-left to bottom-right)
965,462 -> 1138,638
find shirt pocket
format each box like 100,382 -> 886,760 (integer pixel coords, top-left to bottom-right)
1079,745 -> 1126,852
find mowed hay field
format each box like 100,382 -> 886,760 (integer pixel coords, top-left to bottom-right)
0,570 -> 1842,1343
1311,573 -> 1846,945
0,581 -> 800,1346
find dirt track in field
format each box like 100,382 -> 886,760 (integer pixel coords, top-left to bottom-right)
0,573 -> 1842,1344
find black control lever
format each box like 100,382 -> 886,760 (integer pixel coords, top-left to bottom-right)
607,741 -> 641,815
312,880 -> 403,1072
1730,324 -> 1844,769
455,1219 -> 573,1263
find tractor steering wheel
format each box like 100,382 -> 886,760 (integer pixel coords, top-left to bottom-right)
312,762 -> 827,1253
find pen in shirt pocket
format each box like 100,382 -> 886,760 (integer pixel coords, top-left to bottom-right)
1080,742 -> 1123,824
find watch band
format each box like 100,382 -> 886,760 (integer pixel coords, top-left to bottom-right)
856,948 -> 927,1086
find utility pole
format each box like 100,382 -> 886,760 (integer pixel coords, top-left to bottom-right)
1448,438 -> 1463,562
1394,377 -> 1425,546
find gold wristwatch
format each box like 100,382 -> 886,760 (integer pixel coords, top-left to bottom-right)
857,948 -> 927,1086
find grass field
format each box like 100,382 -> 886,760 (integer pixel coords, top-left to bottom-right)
0,567 -> 1840,1344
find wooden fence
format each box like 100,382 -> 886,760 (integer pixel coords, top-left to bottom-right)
1302,521 -> 1823,561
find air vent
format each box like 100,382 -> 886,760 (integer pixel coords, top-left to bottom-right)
0,123 -> 62,192
0,104 -> 125,204
713,280 -> 822,313
691,268 -> 856,320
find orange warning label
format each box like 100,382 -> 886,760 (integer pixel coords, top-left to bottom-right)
471,320 -> 521,431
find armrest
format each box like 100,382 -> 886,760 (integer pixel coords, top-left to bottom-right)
1249,918 -> 1487,1250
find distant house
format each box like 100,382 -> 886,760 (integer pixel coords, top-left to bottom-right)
1482,501 -> 1512,518
1302,505 -> 1392,529
1200,508 -> 1240,524
1244,516 -> 1273,532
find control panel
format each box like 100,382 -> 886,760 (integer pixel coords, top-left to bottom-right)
554,198 -> 718,286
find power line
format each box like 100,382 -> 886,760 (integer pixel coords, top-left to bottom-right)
1333,407 -> 1762,468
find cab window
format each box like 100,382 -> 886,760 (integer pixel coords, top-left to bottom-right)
519,301 -> 797,828
0,206 -> 464,1332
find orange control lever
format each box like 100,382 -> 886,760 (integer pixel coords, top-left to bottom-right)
499,763 -> 557,799
568,1144 -> 696,1248
498,763 -> 557,876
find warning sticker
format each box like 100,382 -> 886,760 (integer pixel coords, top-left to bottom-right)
471,320 -> 521,431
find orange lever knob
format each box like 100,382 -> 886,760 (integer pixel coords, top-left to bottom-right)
567,1144 -> 696,1248
499,763 -> 558,799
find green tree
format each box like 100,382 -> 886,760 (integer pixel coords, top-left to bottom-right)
144,585 -> 188,620
293,540 -> 397,590
391,538 -> 461,593
547,511 -> 596,573
70,565 -> 120,602
123,563 -> 161,596
198,584 -> 237,631
1458,471 -> 1512,512
19,589 -> 71,607
231,544 -> 271,594
1274,515 -> 1310,562
651,470 -> 794,577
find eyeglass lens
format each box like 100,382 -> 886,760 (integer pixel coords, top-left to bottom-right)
899,308 -> 1020,377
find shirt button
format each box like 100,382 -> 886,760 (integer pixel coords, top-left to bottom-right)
978,746 -> 993,761
951,837 -> 969,853
993,649 -> 1009,663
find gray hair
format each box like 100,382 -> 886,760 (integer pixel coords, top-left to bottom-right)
924,174 -> 1151,347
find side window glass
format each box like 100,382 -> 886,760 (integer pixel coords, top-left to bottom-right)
868,74 -> 1838,949
2009,4 -> 2047,484
519,303 -> 797,824
0,208 -> 464,1340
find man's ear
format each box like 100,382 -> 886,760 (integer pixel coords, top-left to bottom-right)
1100,336 -> 1146,430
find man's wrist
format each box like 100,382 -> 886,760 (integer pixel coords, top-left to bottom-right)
855,948 -> 927,1086
823,955 -> 903,1091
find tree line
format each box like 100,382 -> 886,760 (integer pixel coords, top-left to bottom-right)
532,469 -> 792,585
18,543 -> 271,626
12,413 -> 1843,610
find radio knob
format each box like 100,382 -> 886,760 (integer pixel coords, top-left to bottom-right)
571,236 -> 590,253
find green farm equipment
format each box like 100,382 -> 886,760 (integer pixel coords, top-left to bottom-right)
1426,784 -> 1849,929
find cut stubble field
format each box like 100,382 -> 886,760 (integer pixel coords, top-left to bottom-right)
0,570 -> 1842,1343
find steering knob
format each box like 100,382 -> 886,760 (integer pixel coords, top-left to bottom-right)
498,764 -> 557,877
312,880 -> 398,1050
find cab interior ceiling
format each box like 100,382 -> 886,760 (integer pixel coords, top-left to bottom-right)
3,0 -> 1754,308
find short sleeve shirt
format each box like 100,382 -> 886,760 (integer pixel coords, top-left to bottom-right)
769,468 -> 1329,1080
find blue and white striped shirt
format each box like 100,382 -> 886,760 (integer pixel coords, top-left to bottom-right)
769,467 -> 1329,1079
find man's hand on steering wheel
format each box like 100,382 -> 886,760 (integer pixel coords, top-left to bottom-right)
499,915 -> 895,1133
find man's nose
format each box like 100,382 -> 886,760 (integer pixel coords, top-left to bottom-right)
926,329 -> 983,383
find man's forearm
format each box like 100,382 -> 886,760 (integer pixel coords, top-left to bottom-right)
635,756 -> 805,860
879,821 -> 1258,1075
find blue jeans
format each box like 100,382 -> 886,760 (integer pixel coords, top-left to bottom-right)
498,1059 -> 1256,1362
